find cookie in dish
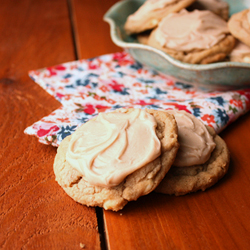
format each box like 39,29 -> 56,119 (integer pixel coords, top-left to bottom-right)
53,108 -> 179,211
147,9 -> 235,64
188,0 -> 229,20
155,110 -> 230,196
228,8 -> 250,48
229,40 -> 250,63
124,0 -> 196,34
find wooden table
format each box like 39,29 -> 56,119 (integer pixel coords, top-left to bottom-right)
1,0 -> 250,249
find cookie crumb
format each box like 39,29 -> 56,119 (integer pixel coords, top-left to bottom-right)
120,213 -> 123,216
80,243 -> 85,248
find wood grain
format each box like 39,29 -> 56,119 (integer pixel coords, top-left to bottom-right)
71,0 -> 122,59
0,0 -> 100,249
72,1 -> 250,249
2,0 -> 250,249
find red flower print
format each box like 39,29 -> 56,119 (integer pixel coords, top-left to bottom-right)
166,81 -> 174,86
56,92 -> 65,99
230,99 -> 243,109
100,85 -> 109,92
135,100 -> 153,106
54,65 -> 66,71
64,94 -> 73,101
88,62 -> 98,69
84,104 -> 96,114
36,124 -> 60,137
57,117 -> 70,123
112,52 -> 128,62
163,103 -> 191,113
236,89 -> 250,109
47,68 -> 57,77
61,79 -> 69,83
112,52 -> 134,65
133,82 -> 142,87
201,114 -> 215,125
96,105 -> 110,113
106,98 -> 116,104
109,80 -> 124,92
138,89 -> 148,94
94,94 -> 101,101
46,65 -> 66,77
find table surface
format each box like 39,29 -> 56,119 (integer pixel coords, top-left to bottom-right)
1,0 -> 250,249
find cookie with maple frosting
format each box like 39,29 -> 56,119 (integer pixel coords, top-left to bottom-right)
188,0 -> 229,21
53,108 -> 179,211
147,10 -> 235,64
124,0 -> 196,35
229,40 -> 250,63
155,110 -> 230,196
228,9 -> 250,48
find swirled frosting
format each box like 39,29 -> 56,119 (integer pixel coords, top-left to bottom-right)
66,109 -> 161,187
155,9 -> 229,51
167,110 -> 216,167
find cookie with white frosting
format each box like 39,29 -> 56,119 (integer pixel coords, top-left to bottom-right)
124,0 -> 196,35
54,108 -> 179,211
147,10 -> 235,64
228,8 -> 250,48
155,110 -> 230,196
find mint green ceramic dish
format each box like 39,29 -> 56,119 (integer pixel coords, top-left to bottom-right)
104,0 -> 250,88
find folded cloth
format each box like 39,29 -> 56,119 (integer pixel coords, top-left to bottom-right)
24,52 -> 250,147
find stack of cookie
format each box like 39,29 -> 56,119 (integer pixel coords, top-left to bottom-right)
124,0 -> 250,64
53,108 -> 230,211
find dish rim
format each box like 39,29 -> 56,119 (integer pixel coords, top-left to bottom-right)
104,0 -> 250,72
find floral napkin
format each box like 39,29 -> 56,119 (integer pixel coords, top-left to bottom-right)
24,52 -> 250,147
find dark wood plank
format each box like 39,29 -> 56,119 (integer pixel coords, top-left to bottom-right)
0,0 -> 100,249
71,0 -> 122,59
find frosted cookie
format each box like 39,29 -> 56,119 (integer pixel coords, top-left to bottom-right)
228,9 -> 250,48
188,0 -> 229,20
54,108 -> 179,211
124,0 -> 196,35
229,40 -> 250,63
155,110 -> 230,196
147,10 -> 235,64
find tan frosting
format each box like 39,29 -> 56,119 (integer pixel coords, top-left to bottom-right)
128,0 -> 177,21
167,110 -> 216,167
66,109 -> 161,187
155,9 -> 229,51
